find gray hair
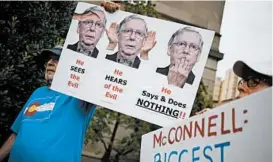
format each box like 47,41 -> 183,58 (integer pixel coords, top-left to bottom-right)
82,6 -> 107,26
168,27 -> 204,52
117,15 -> 148,37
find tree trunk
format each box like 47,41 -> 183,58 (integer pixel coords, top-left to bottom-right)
101,113 -> 121,162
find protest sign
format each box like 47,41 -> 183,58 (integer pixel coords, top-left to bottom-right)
51,2 -> 215,126
140,87 -> 272,162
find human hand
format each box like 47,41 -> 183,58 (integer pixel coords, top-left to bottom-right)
167,58 -> 193,88
106,22 -> 118,50
140,31 -> 157,60
72,13 -> 93,21
101,1 -> 120,13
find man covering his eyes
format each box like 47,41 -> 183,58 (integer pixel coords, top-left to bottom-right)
68,6 -> 107,58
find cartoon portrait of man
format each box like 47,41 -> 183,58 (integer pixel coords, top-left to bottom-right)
156,27 -> 204,88
105,15 -> 156,69
68,6 -> 107,58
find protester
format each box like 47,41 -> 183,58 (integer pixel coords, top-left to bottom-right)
233,60 -> 272,98
156,27 -> 203,88
0,3 -> 121,162
0,46 -> 96,162
195,60 -> 272,115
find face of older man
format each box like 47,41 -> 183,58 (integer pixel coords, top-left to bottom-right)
45,57 -> 59,81
237,77 -> 270,99
78,12 -> 105,46
118,19 -> 146,60
168,31 -> 201,68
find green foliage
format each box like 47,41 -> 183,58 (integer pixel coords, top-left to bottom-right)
190,81 -> 214,117
123,1 -> 161,18
85,107 -> 158,162
0,2 -> 76,158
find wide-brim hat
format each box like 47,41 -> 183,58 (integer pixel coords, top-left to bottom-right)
233,60 -> 272,85
36,45 -> 62,70
40,45 -> 62,60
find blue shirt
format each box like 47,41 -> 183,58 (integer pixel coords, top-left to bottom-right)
9,86 -> 96,162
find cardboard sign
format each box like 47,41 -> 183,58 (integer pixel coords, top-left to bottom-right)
140,87 -> 272,161
51,2 -> 215,126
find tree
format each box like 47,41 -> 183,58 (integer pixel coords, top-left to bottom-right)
190,81 -> 214,117
0,2 -> 76,161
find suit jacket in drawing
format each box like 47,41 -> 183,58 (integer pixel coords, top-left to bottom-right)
105,52 -> 141,69
67,42 -> 99,58
156,65 -> 195,86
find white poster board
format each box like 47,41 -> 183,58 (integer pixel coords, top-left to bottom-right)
140,87 -> 272,161
51,2 -> 215,126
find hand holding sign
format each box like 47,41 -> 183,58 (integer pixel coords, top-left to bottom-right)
100,1 -> 120,13
140,31 -> 157,60
167,58 -> 192,88
106,22 -> 118,50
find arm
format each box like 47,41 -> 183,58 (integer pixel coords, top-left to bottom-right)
0,88 -> 39,161
0,98 -> 28,161
0,133 -> 16,161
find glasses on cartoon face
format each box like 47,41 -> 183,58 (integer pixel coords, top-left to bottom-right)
120,29 -> 146,39
81,20 -> 104,29
238,76 -> 270,88
172,41 -> 200,52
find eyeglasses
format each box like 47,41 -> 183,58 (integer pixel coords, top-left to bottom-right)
238,76 -> 270,88
120,29 -> 146,39
172,41 -> 200,52
81,20 -> 104,29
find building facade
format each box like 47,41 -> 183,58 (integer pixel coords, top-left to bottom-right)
213,69 -> 240,106
220,69 -> 239,102
213,77 -> 222,102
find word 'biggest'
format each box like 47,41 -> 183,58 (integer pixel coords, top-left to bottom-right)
153,141 -> 230,162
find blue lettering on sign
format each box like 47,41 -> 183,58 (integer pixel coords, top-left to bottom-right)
203,145 -> 213,162
154,153 -> 161,162
215,141 -> 230,162
152,141 -> 231,162
168,151 -> 178,162
192,146 -> 200,162
178,149 -> 188,161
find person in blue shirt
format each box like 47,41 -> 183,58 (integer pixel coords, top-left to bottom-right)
0,3 -> 121,162
0,46 -> 96,162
